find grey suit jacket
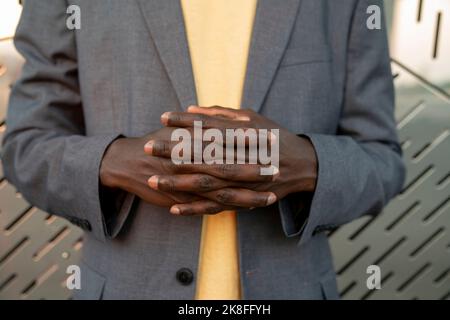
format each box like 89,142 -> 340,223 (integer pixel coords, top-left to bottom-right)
1,0 -> 405,299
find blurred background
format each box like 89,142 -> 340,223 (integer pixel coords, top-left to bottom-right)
0,0 -> 449,300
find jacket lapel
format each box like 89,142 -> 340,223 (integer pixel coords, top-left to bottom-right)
136,0 -> 302,113
136,0 -> 197,110
242,0 -> 303,112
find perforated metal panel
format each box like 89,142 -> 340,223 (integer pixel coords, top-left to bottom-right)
0,0 -> 449,300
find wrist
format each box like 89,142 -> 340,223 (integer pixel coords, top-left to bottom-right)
291,136 -> 318,193
99,138 -> 128,189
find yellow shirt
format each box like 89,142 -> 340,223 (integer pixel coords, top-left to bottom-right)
181,0 -> 258,299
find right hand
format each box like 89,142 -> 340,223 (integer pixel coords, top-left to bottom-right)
100,127 -> 202,207
100,126 -> 277,214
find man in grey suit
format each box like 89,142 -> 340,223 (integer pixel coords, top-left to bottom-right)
1,0 -> 404,299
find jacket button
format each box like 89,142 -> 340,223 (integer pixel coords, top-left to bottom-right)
176,268 -> 194,285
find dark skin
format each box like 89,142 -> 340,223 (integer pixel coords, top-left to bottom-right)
100,106 -> 318,216
99,125 -> 277,211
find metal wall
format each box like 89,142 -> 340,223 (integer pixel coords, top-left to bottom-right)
0,0 -> 449,300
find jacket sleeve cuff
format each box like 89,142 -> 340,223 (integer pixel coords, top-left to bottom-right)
66,134 -> 133,242
278,193 -> 310,238
100,186 -> 136,238
278,133 -> 342,246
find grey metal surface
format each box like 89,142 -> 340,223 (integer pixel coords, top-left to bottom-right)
0,0 -> 449,299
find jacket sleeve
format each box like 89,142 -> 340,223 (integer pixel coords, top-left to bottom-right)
278,0 -> 406,246
0,0 -> 134,242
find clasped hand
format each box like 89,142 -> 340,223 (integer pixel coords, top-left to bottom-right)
100,106 -> 317,216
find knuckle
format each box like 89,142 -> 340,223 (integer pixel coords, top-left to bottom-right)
215,189 -> 234,204
203,204 -> 222,215
197,175 -> 214,191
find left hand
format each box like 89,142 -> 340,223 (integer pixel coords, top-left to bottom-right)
146,106 -> 318,215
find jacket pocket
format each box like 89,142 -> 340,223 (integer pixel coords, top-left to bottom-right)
72,261 -> 106,300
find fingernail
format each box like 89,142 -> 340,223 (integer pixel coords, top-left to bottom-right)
161,112 -> 170,125
187,105 -> 198,111
170,206 -> 181,215
144,140 -> 154,154
148,176 -> 159,189
236,116 -> 250,121
266,193 -> 277,206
